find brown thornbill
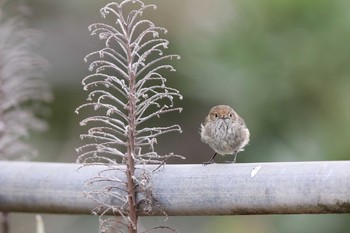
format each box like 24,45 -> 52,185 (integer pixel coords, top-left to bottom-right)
200,105 -> 250,164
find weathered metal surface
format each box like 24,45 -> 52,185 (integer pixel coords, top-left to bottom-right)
0,161 -> 349,215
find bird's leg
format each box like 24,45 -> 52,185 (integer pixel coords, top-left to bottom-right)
225,151 -> 238,163
203,152 -> 217,165
233,151 -> 238,163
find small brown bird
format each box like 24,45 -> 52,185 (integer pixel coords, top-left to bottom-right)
200,105 -> 250,164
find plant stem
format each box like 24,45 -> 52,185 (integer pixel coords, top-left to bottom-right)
125,21 -> 138,233
1,212 -> 9,233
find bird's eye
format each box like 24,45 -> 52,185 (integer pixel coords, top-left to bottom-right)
214,113 -> 218,118
229,113 -> 233,118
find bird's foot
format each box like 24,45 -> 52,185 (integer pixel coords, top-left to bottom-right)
224,160 -> 236,164
202,160 -> 215,165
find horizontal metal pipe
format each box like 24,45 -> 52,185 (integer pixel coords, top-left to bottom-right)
0,161 -> 350,215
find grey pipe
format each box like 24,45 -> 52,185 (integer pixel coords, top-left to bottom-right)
0,161 -> 349,215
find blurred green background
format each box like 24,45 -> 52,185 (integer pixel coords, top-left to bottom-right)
3,0 -> 350,232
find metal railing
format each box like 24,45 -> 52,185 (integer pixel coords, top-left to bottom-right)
1,161 -> 349,215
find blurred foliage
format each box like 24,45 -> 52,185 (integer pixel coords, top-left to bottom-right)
3,0 -> 350,232
179,0 -> 350,163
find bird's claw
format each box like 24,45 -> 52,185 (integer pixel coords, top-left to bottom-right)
224,160 -> 236,164
202,160 -> 215,165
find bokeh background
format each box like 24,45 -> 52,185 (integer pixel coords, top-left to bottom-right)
2,0 -> 350,232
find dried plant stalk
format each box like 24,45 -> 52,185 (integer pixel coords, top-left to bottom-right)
0,7 -> 52,161
76,1 -> 183,232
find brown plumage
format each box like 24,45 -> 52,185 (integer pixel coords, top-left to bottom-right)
200,105 -> 250,164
